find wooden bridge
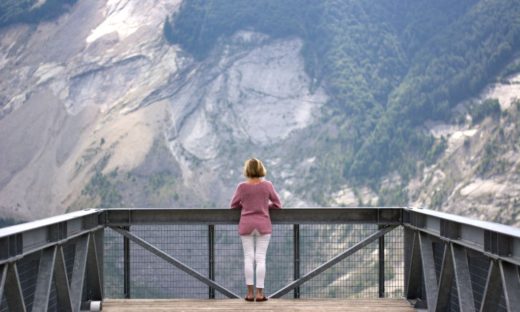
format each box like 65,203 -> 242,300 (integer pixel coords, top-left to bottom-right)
1,207 -> 519,311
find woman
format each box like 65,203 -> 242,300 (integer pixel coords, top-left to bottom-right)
230,158 -> 282,302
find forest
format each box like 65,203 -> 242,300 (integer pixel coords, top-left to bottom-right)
165,0 -> 520,192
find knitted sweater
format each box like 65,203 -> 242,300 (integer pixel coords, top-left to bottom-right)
230,180 -> 282,235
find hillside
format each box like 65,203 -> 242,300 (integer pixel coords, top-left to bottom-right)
166,0 -> 520,183
408,77 -> 520,225
0,0 -> 519,227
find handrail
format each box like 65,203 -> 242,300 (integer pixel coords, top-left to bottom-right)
0,209 -> 103,266
2,207 -> 519,237
0,208 -> 102,238
403,207 -> 520,265
404,207 -> 520,237
2,207 -> 520,263
102,207 -> 403,225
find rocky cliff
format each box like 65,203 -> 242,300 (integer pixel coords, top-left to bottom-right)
0,0 -> 326,220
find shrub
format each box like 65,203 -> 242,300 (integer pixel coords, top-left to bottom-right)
471,98 -> 501,124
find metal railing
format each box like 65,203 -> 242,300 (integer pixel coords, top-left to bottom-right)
0,207 -> 519,311
403,208 -> 520,312
102,208 -> 403,300
0,209 -> 103,312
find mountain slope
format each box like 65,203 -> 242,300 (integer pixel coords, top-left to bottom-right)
167,0 -> 520,184
0,0 -> 519,227
0,0 -> 326,220
409,76 -> 520,226
0,0 -> 182,219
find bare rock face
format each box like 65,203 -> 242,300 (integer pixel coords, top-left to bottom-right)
0,0 -> 326,221
163,31 -> 326,183
0,0 -> 182,220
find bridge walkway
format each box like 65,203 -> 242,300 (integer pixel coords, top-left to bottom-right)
102,298 -> 417,311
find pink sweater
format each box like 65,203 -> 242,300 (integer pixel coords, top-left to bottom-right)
230,180 -> 282,235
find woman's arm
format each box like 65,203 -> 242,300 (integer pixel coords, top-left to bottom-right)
268,182 -> 282,209
230,184 -> 242,209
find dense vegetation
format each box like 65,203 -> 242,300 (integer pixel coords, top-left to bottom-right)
165,0 -> 520,193
0,0 -> 77,27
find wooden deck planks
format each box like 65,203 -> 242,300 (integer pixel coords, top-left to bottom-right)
102,299 -> 416,311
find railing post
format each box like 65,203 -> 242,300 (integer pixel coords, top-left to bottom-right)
293,224 -> 300,298
123,226 -> 130,299
378,225 -> 385,298
403,227 -> 413,296
94,229 -> 104,300
208,225 -> 215,299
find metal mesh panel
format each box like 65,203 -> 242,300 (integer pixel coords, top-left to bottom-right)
467,250 -> 507,312
104,227 -> 124,298
384,226 -> 404,298
214,225 -> 242,298
214,224 -> 294,298
432,240 -> 457,312
468,249 -> 488,309
497,286 -> 507,312
17,252 -> 40,311
103,223 -> 403,299
300,224 -> 375,298
265,225 -> 294,297
0,252 -> 40,312
104,226 -> 210,298
63,242 -> 76,288
449,275 -> 459,312
0,255 -> 38,312
0,295 -> 6,311
430,240 -> 509,312
432,240 -> 444,282
0,234 -> 97,311
299,224 -> 403,298
130,225 -> 208,298
47,279 -> 58,312
432,241 -> 453,311
0,247 -> 78,312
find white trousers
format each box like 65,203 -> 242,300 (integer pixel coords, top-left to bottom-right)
240,230 -> 271,288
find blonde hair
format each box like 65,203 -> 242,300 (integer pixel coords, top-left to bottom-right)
243,158 -> 266,178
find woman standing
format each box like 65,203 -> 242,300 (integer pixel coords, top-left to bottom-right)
230,158 -> 282,302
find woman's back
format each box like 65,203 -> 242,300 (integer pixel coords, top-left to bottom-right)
230,180 -> 281,235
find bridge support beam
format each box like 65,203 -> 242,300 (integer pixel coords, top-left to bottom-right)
3,262 -> 27,312
435,243 -> 475,312
499,261 -> 520,312
32,247 -> 56,312
406,231 -> 438,311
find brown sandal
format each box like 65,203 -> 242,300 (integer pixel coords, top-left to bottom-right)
256,296 -> 268,302
245,296 -> 254,302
